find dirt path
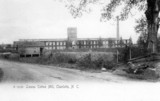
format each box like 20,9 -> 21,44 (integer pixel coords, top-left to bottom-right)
0,59 -> 148,83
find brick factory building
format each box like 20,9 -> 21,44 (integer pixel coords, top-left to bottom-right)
13,27 -> 132,57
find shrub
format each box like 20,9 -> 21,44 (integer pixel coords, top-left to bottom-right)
76,53 -> 116,70
117,46 -> 148,63
50,53 -> 77,64
0,52 -> 116,71
103,61 -> 117,70
76,53 -> 92,68
34,52 -> 78,64
8,53 -> 20,61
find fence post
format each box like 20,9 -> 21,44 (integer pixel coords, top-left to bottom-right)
117,50 -> 119,63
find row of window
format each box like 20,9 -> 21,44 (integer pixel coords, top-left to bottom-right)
78,41 -> 100,45
80,45 -> 102,48
46,41 -> 66,46
45,40 -> 129,46
45,43 -> 126,50
78,40 -> 129,45
45,45 -> 126,51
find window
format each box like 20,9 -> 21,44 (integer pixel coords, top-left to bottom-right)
46,42 -> 49,46
45,47 -> 48,50
106,41 -> 108,44
64,42 -> 66,45
49,42 -> 52,46
48,47 -> 52,50
103,41 -> 105,44
60,42 -> 62,45
57,42 -> 59,45
53,42 -> 55,45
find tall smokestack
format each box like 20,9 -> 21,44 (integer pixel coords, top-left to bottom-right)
116,16 -> 120,40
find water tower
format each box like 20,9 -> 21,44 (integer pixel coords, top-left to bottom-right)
67,27 -> 77,49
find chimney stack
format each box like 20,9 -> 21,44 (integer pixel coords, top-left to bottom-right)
117,16 -> 120,40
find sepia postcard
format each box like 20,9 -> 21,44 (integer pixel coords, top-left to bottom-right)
0,0 -> 160,101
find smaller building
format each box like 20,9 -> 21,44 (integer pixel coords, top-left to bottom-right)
14,41 -> 45,57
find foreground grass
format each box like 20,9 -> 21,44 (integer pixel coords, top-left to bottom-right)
113,64 -> 160,82
1,52 -> 160,82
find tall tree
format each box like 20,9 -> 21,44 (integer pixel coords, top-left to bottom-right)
135,16 -> 148,50
135,16 -> 148,42
65,0 -> 160,53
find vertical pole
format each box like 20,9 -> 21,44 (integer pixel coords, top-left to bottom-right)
117,16 -> 120,40
129,48 -> 131,60
117,50 -> 119,63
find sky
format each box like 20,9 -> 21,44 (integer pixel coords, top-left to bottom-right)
0,0 -> 142,44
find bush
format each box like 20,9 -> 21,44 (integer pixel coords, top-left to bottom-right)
0,52 -> 116,71
8,53 -> 20,60
103,61 -> 117,70
76,53 -> 92,69
76,53 -> 116,70
32,52 -> 77,64
117,46 -> 148,63
51,53 -> 77,64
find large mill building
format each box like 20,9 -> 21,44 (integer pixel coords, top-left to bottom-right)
14,27 -> 132,57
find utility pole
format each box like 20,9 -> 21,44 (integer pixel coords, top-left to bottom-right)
116,16 -> 120,40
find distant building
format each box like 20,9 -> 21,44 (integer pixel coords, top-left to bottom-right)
13,27 -> 132,57
15,37 -> 131,51
14,41 -> 45,57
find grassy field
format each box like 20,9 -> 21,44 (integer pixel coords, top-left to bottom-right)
0,51 -> 116,70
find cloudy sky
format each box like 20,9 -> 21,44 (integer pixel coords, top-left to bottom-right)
0,0 -> 141,44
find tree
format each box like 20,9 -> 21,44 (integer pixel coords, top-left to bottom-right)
136,17 -> 160,52
66,41 -> 72,49
135,16 -> 148,43
119,37 -> 124,47
108,39 -> 113,48
64,0 -> 160,53
98,37 -> 103,48
135,16 -> 148,51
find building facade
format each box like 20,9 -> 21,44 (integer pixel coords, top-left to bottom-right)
15,37 -> 131,51
13,27 -> 132,56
